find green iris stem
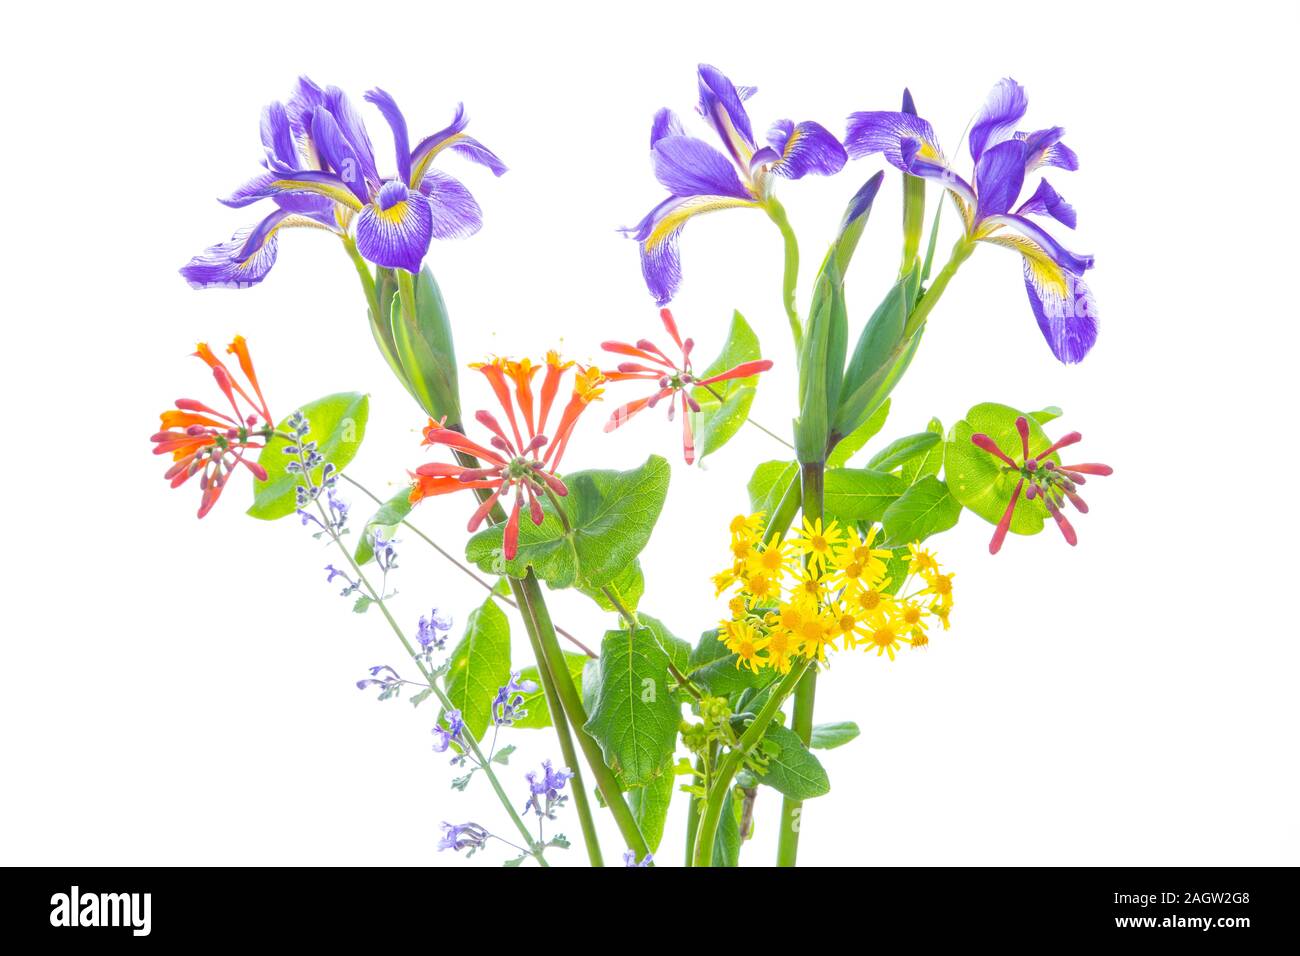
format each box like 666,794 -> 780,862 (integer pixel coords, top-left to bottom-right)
315,499 -> 548,867
683,753 -> 707,867
342,237 -> 382,326
764,197 -> 802,352
775,460 -> 824,867
692,659 -> 811,867
906,235 -> 976,340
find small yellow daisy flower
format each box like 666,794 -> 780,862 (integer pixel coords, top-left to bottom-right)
791,516 -> 844,572
727,595 -> 748,618
724,620 -> 768,673
842,526 -> 891,585
898,599 -> 929,638
908,542 -> 940,577
747,539 -> 792,577
863,615 -> 906,661
790,564 -> 834,602
924,571 -> 955,607
712,566 -> 741,596
744,570 -> 778,603
729,512 -> 766,540
765,628 -> 795,674
796,612 -> 836,662
855,582 -> 895,615
930,601 -> 952,630
828,602 -> 868,649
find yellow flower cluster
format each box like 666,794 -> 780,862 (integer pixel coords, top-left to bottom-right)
715,513 -> 954,670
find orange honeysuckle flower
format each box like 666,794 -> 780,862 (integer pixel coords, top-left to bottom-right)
602,308 -> 773,464
151,335 -> 274,518
411,353 -> 604,559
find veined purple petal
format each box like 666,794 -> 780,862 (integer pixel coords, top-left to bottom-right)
260,101 -> 298,171
418,169 -> 483,239
983,213 -> 1093,275
969,77 -> 1028,163
767,119 -> 846,179
1019,127 -> 1079,172
974,139 -> 1028,222
324,86 -> 379,191
222,168 -> 362,212
653,134 -> 751,200
409,104 -> 507,181
365,88 -> 411,184
899,139 -> 977,205
180,222 -> 280,290
845,111 -> 944,170
311,107 -> 369,202
651,108 -> 685,147
286,76 -> 326,138
1024,256 -> 1097,363
232,208 -> 292,263
626,193 -> 758,304
1016,178 -> 1077,229
356,181 -> 434,273
697,64 -> 755,167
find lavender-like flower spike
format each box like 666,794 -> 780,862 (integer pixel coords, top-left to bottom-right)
523,760 -> 573,818
845,78 -> 1097,363
437,821 -> 490,854
431,709 -> 465,753
492,671 -> 540,727
324,564 -> 361,596
623,850 -> 654,867
416,608 -> 453,653
356,665 -> 404,700
181,78 -> 505,289
623,64 -> 846,305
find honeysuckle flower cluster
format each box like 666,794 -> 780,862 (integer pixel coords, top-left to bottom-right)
409,353 -> 605,559
624,64 -> 846,304
972,415 -> 1113,553
847,78 -> 1097,363
151,336 -> 272,518
715,514 -> 954,666
181,76 -> 505,288
601,308 -> 774,463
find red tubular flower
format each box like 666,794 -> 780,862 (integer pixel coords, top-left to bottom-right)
151,336 -> 274,518
410,353 -> 604,559
971,415 -> 1113,554
601,308 -> 773,464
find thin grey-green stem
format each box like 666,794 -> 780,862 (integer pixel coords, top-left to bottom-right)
317,501 -> 548,866
764,197 -> 802,351
692,659 -> 810,866
340,474 -> 596,658
699,383 -> 793,450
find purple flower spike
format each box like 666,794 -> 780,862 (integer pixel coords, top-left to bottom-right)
623,64 -> 846,305
181,77 -> 505,288
846,78 -> 1098,363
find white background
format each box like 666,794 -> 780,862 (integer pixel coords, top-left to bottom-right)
3,0 -> 1297,867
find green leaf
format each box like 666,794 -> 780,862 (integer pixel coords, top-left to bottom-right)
900,417 -> 945,485
354,486 -> 414,565
638,613 -> 692,679
881,475 -> 962,547
352,595 -> 373,614
867,431 -> 942,473
582,627 -> 682,787
465,455 -> 670,590
492,744 -> 516,765
794,262 -> 846,462
629,771 -> 676,853
944,403 -> 1055,535
1030,405 -> 1063,425
511,652 -> 587,731
686,629 -> 777,698
441,596 -> 511,740
757,724 -> 830,800
836,273 -> 910,434
579,560 -> 645,615
389,266 -> 461,423
409,687 -> 433,709
712,790 -> 743,867
824,468 -> 907,524
827,398 -> 890,467
690,311 -> 764,461
810,721 -> 860,750
747,460 -> 799,518
249,392 -> 370,520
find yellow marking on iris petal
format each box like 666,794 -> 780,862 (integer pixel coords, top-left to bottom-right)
781,126 -> 802,159
377,200 -> 410,224
410,132 -> 465,187
643,196 -> 758,251
982,234 -> 1070,299
272,178 -> 363,212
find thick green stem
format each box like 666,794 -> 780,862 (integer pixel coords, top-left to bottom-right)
776,461 -> 825,867
683,753 -> 706,866
693,660 -> 810,867
515,572 -> 651,860
764,197 -> 802,351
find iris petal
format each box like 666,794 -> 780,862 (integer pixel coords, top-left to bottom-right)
973,139 -> 1028,221
984,234 -> 1098,364
981,213 -> 1093,275
968,77 -> 1028,163
180,222 -> 280,290
697,64 -> 756,167
844,111 -> 945,169
1016,179 -> 1077,229
651,108 -> 685,147
630,194 -> 758,305
652,135 -> 751,199
418,169 -> 483,239
767,120 -> 847,179
311,107 -> 370,202
355,182 -> 434,273
365,88 -> 411,184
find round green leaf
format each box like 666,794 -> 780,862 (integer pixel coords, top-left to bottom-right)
943,402 -> 1056,535
249,392 -> 370,520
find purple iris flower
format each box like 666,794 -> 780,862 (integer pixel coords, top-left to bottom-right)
846,78 -> 1097,363
624,64 -> 847,305
181,76 -> 505,289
